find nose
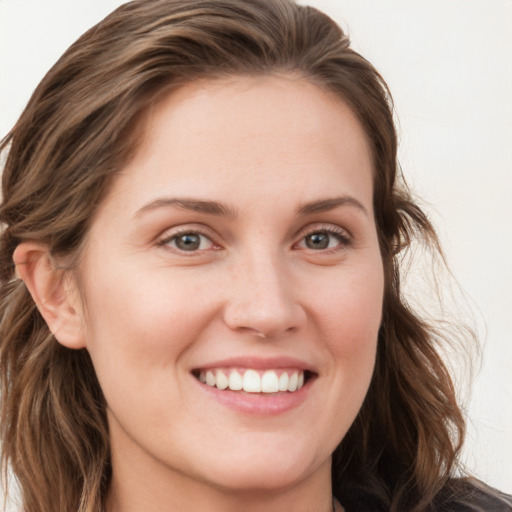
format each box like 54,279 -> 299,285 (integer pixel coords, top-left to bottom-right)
223,250 -> 306,339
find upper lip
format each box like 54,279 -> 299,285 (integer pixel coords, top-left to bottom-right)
192,356 -> 317,374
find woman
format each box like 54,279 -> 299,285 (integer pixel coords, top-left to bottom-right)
0,1 -> 510,511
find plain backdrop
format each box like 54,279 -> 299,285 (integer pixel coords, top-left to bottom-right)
1,0 -> 511,502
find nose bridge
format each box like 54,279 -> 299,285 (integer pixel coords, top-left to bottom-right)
223,245 -> 304,337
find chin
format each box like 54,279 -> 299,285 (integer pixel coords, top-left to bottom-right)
193,444 -> 330,494
209,464 -> 314,493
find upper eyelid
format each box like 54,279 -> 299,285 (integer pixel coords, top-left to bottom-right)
156,223 -> 218,242
294,222 -> 352,240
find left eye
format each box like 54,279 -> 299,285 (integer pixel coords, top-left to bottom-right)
298,230 -> 348,250
164,232 -> 215,252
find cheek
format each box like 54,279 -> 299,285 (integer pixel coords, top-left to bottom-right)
315,260 -> 383,395
316,261 -> 383,346
80,267 -> 216,387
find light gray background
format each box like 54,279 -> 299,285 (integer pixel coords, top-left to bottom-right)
1,0 -> 511,500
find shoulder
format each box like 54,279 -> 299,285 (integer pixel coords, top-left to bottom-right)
337,478 -> 512,512
435,478 -> 512,512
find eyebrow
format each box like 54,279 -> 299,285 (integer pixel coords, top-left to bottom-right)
135,198 -> 238,218
297,196 -> 368,217
135,195 -> 368,219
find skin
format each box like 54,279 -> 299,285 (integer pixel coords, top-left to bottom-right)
16,75 -> 384,512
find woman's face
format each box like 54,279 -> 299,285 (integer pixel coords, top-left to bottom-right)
75,76 -> 384,500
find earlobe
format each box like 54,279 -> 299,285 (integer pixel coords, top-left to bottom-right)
13,242 -> 87,350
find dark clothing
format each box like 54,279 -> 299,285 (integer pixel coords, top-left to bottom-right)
339,479 -> 512,511
436,484 -> 512,511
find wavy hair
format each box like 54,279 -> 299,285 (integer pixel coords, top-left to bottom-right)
0,1 -> 486,510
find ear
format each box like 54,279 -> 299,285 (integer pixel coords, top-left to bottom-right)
13,242 -> 87,349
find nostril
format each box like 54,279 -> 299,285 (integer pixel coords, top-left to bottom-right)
237,325 -> 298,340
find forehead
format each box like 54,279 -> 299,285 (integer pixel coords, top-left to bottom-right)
141,74 -> 370,156
100,75 -> 374,217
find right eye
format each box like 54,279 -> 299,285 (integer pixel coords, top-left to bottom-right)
158,231 -> 217,253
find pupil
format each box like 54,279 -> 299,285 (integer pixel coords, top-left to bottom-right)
176,234 -> 200,251
306,233 -> 329,249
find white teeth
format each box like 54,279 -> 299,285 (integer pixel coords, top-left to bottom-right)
228,370 -> 243,390
297,371 -> 304,390
278,372 -> 289,391
206,370 -> 215,387
198,368 -> 306,394
243,369 -> 261,393
215,369 -> 229,390
261,370 -> 279,393
288,371 -> 298,392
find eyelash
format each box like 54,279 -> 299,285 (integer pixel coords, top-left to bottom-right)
156,224 -> 352,255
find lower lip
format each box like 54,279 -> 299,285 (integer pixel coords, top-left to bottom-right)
195,376 -> 313,415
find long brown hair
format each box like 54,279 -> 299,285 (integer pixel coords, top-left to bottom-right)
0,1 -> 479,511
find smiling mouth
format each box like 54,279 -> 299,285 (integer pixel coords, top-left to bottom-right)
193,368 -> 314,394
